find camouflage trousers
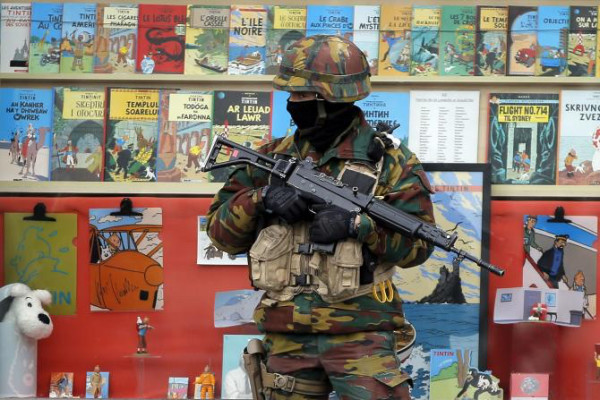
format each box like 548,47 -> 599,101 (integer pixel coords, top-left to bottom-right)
261,331 -> 412,400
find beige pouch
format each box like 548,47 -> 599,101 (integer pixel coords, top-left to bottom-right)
320,239 -> 363,299
249,224 -> 294,292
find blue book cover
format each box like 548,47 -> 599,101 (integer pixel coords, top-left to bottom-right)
60,3 -> 96,73
535,5 -> 569,76
29,2 -> 63,74
356,91 -> 409,143
0,88 -> 54,181
228,5 -> 267,75
270,90 -> 294,139
306,5 -> 353,38
410,5 -> 441,76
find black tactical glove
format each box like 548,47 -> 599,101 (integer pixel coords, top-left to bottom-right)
262,185 -> 309,224
309,206 -> 358,244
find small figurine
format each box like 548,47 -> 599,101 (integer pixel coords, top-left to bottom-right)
528,303 -> 548,321
195,365 -> 215,399
595,344 -> 600,380
88,365 -> 103,398
141,52 -> 155,74
136,316 -> 154,354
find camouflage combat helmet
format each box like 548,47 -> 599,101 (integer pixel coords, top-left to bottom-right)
273,35 -> 371,103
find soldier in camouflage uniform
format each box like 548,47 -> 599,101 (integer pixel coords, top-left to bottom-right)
206,35 -> 435,400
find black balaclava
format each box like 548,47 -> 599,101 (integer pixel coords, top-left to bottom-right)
287,97 -> 359,152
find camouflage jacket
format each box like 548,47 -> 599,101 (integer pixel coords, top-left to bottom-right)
206,110 -> 435,333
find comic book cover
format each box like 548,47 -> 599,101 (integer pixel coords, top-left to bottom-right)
356,91 -> 409,144
568,6 -> 597,77
410,5 -> 441,76
221,335 -> 263,399
89,206 -> 163,311
49,372 -> 74,398
535,6 -> 569,77
185,5 -> 230,75
558,90 -> 600,185
197,216 -> 247,265
353,5 -> 379,75
103,88 -> 159,182
475,6 -> 508,76
266,6 -> 305,75
0,88 -> 53,181
507,6 -> 537,76
270,90 -> 294,139
95,4 -> 138,74
167,377 -> 188,399
137,4 -> 186,74
156,90 -> 212,183
29,3 -> 62,74
0,3 -> 31,73
85,371 -> 109,398
378,5 -> 411,76
439,5 -> 475,76
393,168 -> 488,399
228,5 -> 268,75
520,212 -> 597,322
488,93 -> 559,185
429,349 -> 502,400
4,212 -> 77,315
60,3 -> 96,74
52,87 -> 105,181
305,5 -> 353,39
210,90 -> 271,182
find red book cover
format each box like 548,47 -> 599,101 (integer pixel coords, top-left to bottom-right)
137,4 -> 186,74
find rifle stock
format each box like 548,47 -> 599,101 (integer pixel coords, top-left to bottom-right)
202,135 -> 505,276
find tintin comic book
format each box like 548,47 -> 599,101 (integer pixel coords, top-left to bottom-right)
167,377 -> 188,399
507,6 -> 537,76
429,349 -> 502,400
29,2 -> 62,74
535,6 -> 569,77
210,90 -> 271,182
51,87 -> 105,181
305,5 -> 353,38
439,5 -> 476,76
488,93 -> 559,184
353,5 -> 379,75
95,4 -> 138,74
4,212 -> 77,315
49,372 -> 74,398
356,91 -> 409,144
410,5 -> 441,76
103,88 -> 159,182
475,6 -> 508,76
270,90 -> 293,139
0,3 -> 31,73
89,206 -> 163,311
558,90 -> 600,185
0,88 -> 54,181
137,4 -> 186,74
184,5 -> 230,76
265,6 -> 305,75
568,6 -> 597,77
60,3 -> 96,74
156,90 -> 213,183
228,5 -> 268,75
378,5 -> 411,77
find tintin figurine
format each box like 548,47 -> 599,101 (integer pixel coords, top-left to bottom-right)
136,316 -> 154,354
195,365 -> 215,399
89,365 -> 103,398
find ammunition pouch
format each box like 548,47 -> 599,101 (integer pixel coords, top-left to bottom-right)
243,339 -> 332,398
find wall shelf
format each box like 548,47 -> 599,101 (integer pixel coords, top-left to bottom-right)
2,73 -> 600,86
2,181 -> 600,198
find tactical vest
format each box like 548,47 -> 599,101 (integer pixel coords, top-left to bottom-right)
248,139 -> 397,303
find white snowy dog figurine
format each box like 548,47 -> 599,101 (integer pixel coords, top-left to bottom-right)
0,283 -> 53,398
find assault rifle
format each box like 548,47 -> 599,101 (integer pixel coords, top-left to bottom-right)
202,135 -> 505,276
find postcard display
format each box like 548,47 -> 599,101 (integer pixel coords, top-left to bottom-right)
4,2 -> 600,400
